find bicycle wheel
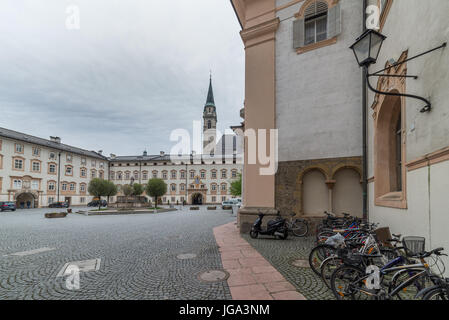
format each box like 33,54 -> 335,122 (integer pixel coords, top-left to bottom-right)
308,244 -> 337,276
423,287 -> 449,300
291,219 -> 308,237
330,265 -> 372,300
320,256 -> 343,288
389,269 -> 433,300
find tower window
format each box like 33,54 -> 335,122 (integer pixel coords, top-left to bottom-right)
207,120 -> 212,129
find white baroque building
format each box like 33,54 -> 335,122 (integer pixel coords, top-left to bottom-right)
0,79 -> 243,208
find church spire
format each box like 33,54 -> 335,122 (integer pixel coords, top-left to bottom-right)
205,74 -> 215,107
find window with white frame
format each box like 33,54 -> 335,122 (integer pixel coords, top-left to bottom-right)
13,179 -> 22,189
31,180 -> 39,190
80,184 -> 86,192
211,170 -> 217,179
221,184 -> 227,191
14,158 -> 23,170
221,170 -> 227,179
80,197 -> 85,203
48,197 -> 54,205
32,161 -> 40,172
62,183 -> 68,191
48,181 -> 56,191
180,171 -> 186,179
212,196 -> 216,202
70,183 -> 76,191
171,171 -> 177,179
171,184 -> 176,192
65,166 -> 73,175
32,147 -> 40,157
81,168 -> 87,177
200,171 -> 206,179
49,163 -> 57,174
15,144 -> 23,153
190,171 -> 195,179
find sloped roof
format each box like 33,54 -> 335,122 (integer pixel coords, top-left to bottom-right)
0,127 -> 107,160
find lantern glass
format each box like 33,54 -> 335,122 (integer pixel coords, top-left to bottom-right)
350,29 -> 386,67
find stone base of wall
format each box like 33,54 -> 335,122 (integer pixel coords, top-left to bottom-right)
275,156 -> 362,216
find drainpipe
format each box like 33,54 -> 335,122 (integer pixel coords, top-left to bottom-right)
362,0 -> 368,221
57,152 -> 61,203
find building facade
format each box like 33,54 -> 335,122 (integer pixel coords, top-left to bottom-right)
365,0 -> 449,271
232,0 -> 365,231
0,79 -> 242,207
231,0 -> 449,274
0,128 -> 108,208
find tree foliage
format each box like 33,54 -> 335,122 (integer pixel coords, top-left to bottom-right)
122,184 -> 133,197
146,178 -> 167,208
88,178 -> 117,209
230,173 -> 242,197
132,183 -> 144,196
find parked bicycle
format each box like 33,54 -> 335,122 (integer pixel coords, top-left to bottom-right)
285,213 -> 309,237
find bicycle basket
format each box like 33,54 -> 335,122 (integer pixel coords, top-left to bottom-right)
402,236 -> 425,257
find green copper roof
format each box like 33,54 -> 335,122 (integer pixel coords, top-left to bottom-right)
205,76 -> 215,107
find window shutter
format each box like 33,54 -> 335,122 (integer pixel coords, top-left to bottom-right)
327,2 -> 341,39
293,18 -> 305,49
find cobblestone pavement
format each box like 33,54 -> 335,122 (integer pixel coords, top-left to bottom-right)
241,234 -> 335,300
0,207 -> 235,300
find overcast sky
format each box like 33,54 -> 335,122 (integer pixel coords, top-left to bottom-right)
0,0 -> 244,156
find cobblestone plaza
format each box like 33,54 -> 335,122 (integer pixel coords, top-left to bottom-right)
0,208 -> 235,300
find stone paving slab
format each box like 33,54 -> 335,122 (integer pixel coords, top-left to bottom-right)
214,222 -> 306,300
241,233 -> 335,300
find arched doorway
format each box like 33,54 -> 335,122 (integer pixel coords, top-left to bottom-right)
191,193 -> 203,205
15,192 -> 38,209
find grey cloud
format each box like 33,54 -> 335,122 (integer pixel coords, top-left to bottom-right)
0,0 -> 244,156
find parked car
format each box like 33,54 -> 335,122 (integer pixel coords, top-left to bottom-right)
48,201 -> 69,208
87,200 -> 107,207
221,200 -> 234,210
0,201 -> 16,212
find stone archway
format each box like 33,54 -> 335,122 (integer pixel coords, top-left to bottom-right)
191,193 -> 204,205
15,192 -> 38,209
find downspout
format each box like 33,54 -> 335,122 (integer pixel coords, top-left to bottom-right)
362,0 -> 368,221
57,152 -> 61,203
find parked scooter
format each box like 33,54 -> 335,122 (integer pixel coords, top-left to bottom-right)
249,211 -> 288,240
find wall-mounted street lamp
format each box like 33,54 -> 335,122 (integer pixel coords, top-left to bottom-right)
350,29 -> 447,113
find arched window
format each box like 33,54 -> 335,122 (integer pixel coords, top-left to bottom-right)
375,94 -> 404,198
302,169 -> 328,215
293,0 -> 341,51
304,1 -> 328,45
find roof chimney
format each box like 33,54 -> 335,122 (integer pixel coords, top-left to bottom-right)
160,151 -> 165,156
50,136 -> 61,144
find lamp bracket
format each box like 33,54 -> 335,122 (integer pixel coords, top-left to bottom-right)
365,42 -> 447,113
